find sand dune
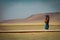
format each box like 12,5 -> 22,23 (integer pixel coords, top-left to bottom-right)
0,12 -> 60,25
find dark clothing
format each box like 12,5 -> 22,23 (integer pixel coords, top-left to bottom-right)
45,23 -> 49,29
45,15 -> 49,29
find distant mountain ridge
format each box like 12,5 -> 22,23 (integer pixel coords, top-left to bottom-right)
0,12 -> 60,25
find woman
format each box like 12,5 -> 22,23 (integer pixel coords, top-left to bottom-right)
45,15 -> 49,29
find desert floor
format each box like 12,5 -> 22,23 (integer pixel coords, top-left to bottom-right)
0,25 -> 60,40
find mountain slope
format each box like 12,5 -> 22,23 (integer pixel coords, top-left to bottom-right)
0,12 -> 60,25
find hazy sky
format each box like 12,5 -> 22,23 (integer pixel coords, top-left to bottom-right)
0,0 -> 60,20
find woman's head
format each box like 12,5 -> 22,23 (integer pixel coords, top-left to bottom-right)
45,15 -> 49,20
46,15 -> 49,17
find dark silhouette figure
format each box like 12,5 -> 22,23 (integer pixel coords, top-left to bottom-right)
45,15 -> 49,29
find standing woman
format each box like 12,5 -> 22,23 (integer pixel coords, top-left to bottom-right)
45,15 -> 49,29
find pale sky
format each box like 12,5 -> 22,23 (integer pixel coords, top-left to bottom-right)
0,0 -> 60,20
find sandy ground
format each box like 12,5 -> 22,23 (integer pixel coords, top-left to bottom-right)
0,25 -> 60,30
1,23 -> 60,25
0,32 -> 60,40
0,24 -> 60,40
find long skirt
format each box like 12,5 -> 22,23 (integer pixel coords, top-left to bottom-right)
45,23 -> 49,29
